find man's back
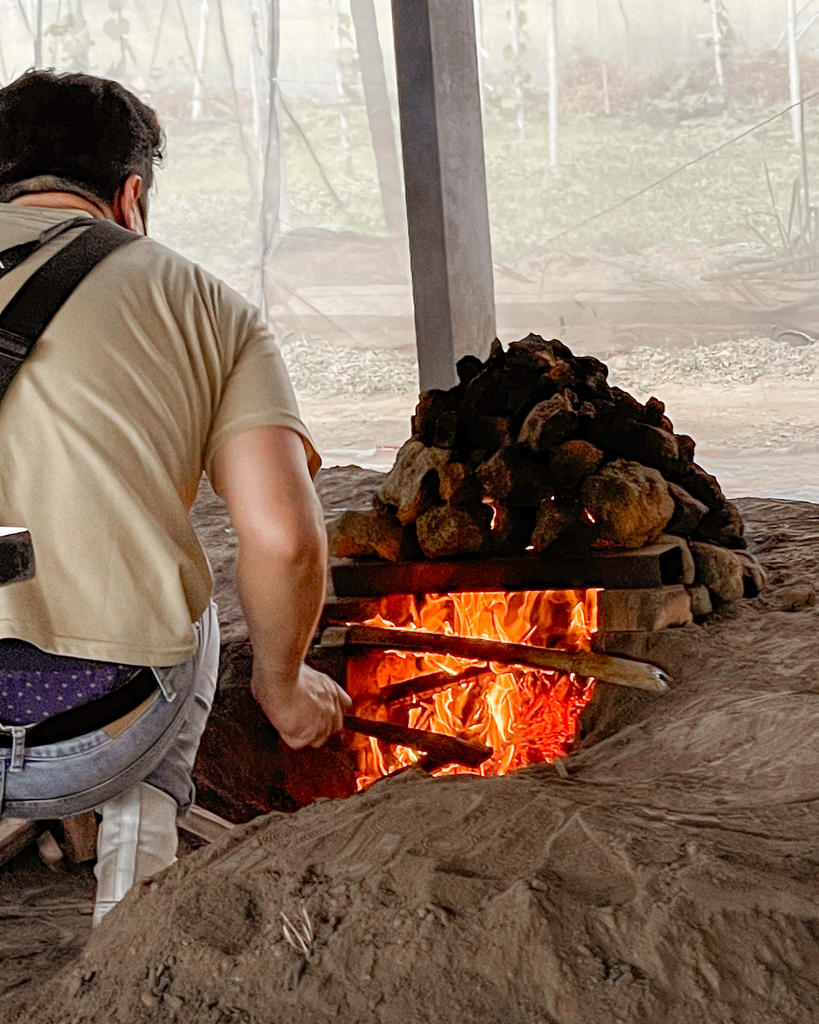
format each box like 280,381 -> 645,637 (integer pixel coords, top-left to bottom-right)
0,205 -> 314,667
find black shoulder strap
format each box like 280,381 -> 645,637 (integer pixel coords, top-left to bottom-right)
0,220 -> 140,400
0,216 -> 92,279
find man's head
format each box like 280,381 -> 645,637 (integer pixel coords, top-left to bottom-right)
0,69 -> 163,229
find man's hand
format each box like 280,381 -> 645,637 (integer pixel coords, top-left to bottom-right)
252,664 -> 352,749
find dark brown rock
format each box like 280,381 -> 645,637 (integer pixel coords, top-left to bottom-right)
476,447 -> 552,506
438,461 -> 479,506
506,333 -> 573,370
667,482 -> 709,535
780,584 -> 816,611
673,464 -> 724,510
574,355 -> 609,381
610,387 -> 646,427
695,500 -> 746,549
456,354 -> 484,384
607,424 -> 679,469
643,425 -> 680,465
415,503 -> 492,559
689,541 -> 745,603
377,440 -> 450,525
555,512 -> 599,553
328,509 -> 408,562
530,500 -> 576,552
518,392 -> 578,455
549,439 -> 604,492
490,503 -> 537,555
580,459 -> 675,548
644,396 -> 666,427
576,400 -> 598,438
411,389 -> 458,446
735,551 -> 767,597
461,413 -> 515,452
547,358 -> 575,388
686,584 -> 713,618
432,410 -> 459,448
676,434 -> 696,464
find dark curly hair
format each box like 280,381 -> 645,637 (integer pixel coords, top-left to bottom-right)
0,69 -> 164,204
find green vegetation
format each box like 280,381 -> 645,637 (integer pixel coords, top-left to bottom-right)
152,99 -> 819,270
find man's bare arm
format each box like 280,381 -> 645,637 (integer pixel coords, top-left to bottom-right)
210,425 -> 350,748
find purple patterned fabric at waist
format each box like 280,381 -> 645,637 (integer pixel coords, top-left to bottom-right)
0,639 -> 143,726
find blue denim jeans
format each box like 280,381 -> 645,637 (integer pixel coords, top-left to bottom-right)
0,602 -> 220,819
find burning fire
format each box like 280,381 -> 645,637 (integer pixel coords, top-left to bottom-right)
346,589 -> 599,788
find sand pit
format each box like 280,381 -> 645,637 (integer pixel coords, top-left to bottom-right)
3,496 -> 819,1023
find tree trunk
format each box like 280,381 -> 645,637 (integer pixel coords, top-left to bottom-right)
33,0 -> 43,65
247,0 -> 263,148
258,0 -> 286,317
331,0 -> 353,176
508,0 -> 525,142
787,0 -> 802,144
547,0 -> 559,166
191,0 -> 210,121
709,0 -> 724,89
350,0 -> 405,235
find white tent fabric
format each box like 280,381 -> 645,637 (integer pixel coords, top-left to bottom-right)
1,0 -> 818,497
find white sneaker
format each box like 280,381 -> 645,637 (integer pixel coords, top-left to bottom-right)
92,781 -> 178,927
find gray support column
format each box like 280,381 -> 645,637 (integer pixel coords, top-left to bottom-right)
391,0 -> 496,392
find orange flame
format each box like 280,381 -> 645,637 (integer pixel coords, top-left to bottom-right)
346,589 -> 599,789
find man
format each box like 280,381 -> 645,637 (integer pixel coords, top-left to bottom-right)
0,69 -> 350,923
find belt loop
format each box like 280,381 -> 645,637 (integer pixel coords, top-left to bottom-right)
0,724 -> 29,772
151,667 -> 177,703
8,726 -> 27,772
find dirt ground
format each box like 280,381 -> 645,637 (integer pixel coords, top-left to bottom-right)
2,494 -> 819,1024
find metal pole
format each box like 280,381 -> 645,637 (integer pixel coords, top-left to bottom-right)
33,0 -> 43,65
331,0 -> 353,176
259,0 -> 286,317
547,0 -> 559,166
709,0 -> 724,89
191,0 -> 210,121
787,0 -> 802,144
508,0 -> 525,143
391,0 -> 496,390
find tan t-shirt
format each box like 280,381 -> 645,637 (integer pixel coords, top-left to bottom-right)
0,205 -> 318,666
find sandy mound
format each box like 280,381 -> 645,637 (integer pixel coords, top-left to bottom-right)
9,497 -> 819,1024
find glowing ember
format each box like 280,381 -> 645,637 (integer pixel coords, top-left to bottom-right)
346,589 -> 599,789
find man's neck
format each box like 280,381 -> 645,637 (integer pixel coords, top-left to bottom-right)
9,193 -> 111,221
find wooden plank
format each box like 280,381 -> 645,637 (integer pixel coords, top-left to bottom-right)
60,812 -> 98,863
343,715 -> 492,767
178,804 -> 235,845
331,543 -> 684,597
322,624 -> 673,693
0,817 -> 39,868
